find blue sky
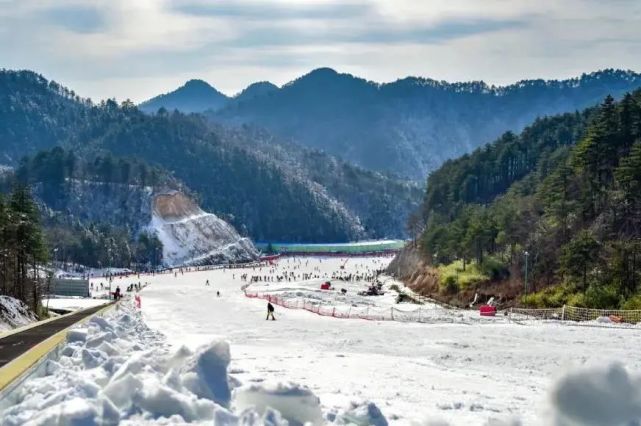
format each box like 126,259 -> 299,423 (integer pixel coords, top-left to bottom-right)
1,0 -> 640,102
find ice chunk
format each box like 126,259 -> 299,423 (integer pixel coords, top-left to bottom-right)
67,328 -> 88,343
102,372 -> 143,410
338,401 -> 388,426
89,315 -> 113,331
180,341 -> 231,406
234,382 -> 323,426
26,397 -> 97,425
133,382 -> 217,422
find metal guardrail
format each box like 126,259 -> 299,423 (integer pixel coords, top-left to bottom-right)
0,302 -> 116,398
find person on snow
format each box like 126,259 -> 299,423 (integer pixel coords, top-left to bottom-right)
114,286 -> 121,300
217,291 -> 221,297
206,279 -> 210,286
266,302 -> 276,320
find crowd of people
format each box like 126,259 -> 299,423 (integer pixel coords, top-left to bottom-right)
240,256 -> 388,285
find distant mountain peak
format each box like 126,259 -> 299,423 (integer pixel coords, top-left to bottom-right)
234,81 -> 278,103
139,79 -> 229,114
308,67 -> 338,76
183,79 -> 214,89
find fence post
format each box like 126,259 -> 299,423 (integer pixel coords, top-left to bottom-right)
418,308 -> 421,322
391,307 -> 394,321
332,307 -> 335,317
561,305 -> 566,321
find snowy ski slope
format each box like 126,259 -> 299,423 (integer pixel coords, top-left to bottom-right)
136,256 -> 641,425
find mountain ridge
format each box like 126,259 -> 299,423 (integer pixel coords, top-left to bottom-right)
0,69 -> 418,243
138,67 -> 641,179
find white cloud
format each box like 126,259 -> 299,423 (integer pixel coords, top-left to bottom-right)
0,0 -> 639,102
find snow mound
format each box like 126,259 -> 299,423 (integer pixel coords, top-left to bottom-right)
551,362 -> 641,425
335,400 -> 388,426
1,305 -> 237,425
0,295 -> 37,331
149,191 -> 258,267
234,382 -> 324,425
179,340 -> 232,406
1,303 -> 304,425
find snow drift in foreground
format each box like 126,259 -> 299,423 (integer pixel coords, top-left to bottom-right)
0,295 -> 37,331
0,303 -> 371,425
149,191 -> 258,267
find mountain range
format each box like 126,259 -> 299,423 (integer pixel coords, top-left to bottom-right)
0,70 -> 419,245
140,68 -> 641,180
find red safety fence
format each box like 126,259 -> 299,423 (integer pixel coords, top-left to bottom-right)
244,290 -> 460,323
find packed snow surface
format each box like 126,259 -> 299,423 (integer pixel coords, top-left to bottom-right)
8,255 -> 641,424
44,297 -> 109,312
135,256 -> 641,424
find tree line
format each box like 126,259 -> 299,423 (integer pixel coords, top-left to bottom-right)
0,186 -> 48,313
418,91 -> 641,308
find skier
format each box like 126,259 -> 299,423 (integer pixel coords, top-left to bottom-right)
217,291 -> 220,297
206,279 -> 210,286
266,302 -> 276,320
114,286 -> 121,300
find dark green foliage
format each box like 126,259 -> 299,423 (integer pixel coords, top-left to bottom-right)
0,186 -> 49,311
12,148 -> 172,269
559,231 -> 601,290
418,90 -> 641,308
423,111 -> 590,222
45,223 -> 163,270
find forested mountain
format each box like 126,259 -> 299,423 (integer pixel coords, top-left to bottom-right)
0,70 -> 418,243
138,79 -> 229,114
413,91 -> 641,309
8,147 -> 170,268
197,68 -> 641,179
0,69 -> 90,163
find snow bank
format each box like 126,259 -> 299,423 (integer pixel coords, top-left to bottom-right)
332,401 -> 388,426
2,305 -> 245,425
1,303 -> 329,425
551,362 -> 641,425
234,382 -> 324,425
0,295 -> 37,331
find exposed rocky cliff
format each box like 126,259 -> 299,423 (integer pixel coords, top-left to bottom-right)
387,244 -> 439,296
32,179 -> 257,267
149,191 -> 258,267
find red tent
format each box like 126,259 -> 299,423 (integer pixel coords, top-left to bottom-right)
479,305 -> 497,316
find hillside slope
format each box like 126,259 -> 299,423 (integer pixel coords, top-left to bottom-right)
0,70 -> 415,242
209,68 -> 641,179
401,90 -> 641,309
13,151 -> 257,268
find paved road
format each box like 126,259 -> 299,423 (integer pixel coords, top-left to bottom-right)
0,304 -> 111,368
